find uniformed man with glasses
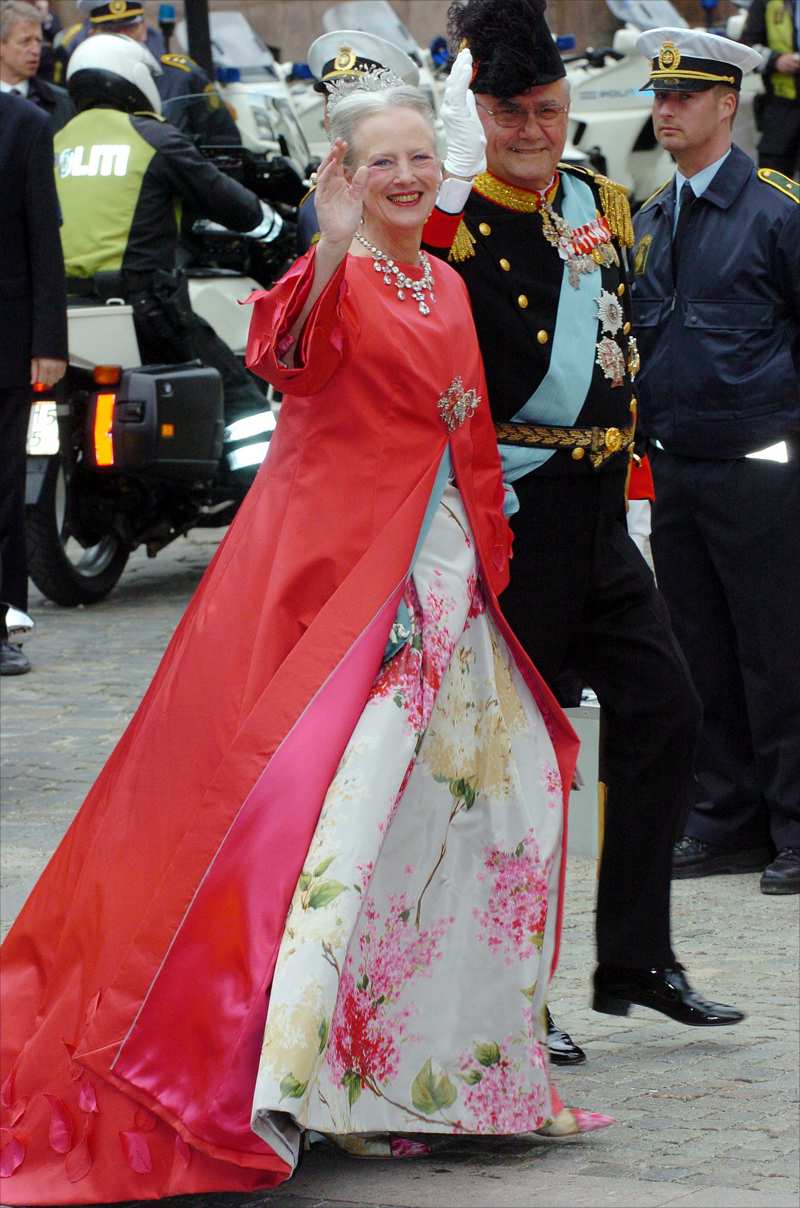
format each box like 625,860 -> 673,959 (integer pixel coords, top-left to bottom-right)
425,0 -> 745,1057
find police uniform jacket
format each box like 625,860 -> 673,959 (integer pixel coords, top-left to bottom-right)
157,52 -> 240,147
53,107 -> 260,284
631,144 -> 800,458
426,164 -> 639,478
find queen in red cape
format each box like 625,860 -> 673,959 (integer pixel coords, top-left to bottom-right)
1,83 -> 608,1205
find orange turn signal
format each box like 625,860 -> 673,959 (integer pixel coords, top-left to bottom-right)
32,380 -> 48,393
160,422 -> 175,438
93,365 -> 122,386
93,392 -> 116,466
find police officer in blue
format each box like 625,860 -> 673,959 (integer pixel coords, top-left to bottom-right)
74,0 -> 239,147
632,29 -> 800,894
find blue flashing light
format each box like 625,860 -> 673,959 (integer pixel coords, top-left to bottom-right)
158,3 -> 176,22
216,66 -> 241,84
556,34 -> 577,51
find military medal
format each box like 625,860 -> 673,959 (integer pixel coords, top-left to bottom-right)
596,337 -> 626,387
627,335 -> 641,380
540,205 -> 618,290
596,289 -> 624,336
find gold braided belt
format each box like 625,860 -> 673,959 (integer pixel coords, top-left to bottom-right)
494,421 -> 635,469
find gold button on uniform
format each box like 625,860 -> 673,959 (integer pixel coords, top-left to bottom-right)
479,222 -> 492,236
537,329 -> 549,345
617,283 -> 625,297
517,294 -> 529,309
571,447 -> 585,461
499,257 -> 510,271
623,321 -> 631,334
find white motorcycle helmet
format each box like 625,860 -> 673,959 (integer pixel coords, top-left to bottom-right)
67,33 -> 162,115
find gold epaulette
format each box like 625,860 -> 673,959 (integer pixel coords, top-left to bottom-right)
448,219 -> 477,263
559,161 -> 634,247
161,52 -> 194,73
594,174 -> 634,247
639,179 -> 671,211
298,183 -> 317,208
757,167 -> 800,203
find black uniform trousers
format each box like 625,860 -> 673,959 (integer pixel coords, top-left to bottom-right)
651,448 -> 800,853
0,387 -> 31,614
757,95 -> 800,179
503,468 -> 701,969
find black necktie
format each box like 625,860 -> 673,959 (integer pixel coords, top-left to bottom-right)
672,181 -> 696,277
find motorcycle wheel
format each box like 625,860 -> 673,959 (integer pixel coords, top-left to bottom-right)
26,456 -> 130,607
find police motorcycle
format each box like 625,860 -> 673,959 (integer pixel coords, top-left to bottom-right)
558,0 -> 760,203
25,90 -> 306,608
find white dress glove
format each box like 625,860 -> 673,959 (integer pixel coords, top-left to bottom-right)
441,47 -> 487,179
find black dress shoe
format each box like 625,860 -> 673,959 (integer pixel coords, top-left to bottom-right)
545,1007 -> 586,1065
672,835 -> 770,879
592,963 -> 745,1026
0,640 -> 30,676
760,849 -> 800,895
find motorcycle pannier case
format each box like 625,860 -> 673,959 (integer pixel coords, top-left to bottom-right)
88,365 -> 224,481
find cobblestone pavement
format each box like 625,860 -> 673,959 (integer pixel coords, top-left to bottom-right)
2,535 -> 798,1208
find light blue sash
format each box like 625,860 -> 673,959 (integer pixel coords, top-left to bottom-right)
384,447 -> 452,661
499,173 -> 603,508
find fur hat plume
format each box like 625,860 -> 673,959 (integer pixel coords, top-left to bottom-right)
447,0 -> 566,96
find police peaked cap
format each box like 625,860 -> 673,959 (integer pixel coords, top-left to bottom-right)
636,28 -> 761,92
77,0 -> 144,27
447,0 -> 565,97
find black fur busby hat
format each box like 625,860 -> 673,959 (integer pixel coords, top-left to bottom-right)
447,0 -> 566,97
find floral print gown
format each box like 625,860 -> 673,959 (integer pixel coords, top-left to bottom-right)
251,484 -> 565,1166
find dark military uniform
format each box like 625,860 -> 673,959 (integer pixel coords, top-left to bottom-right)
741,0 -> 800,177
632,145 -> 800,856
427,164 -> 701,969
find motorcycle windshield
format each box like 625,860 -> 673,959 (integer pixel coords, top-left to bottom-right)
174,10 -> 279,79
322,0 -> 422,60
605,0 -> 688,30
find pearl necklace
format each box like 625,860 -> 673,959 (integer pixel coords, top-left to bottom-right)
354,230 -> 435,316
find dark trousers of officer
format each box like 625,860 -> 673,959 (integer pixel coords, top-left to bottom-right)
0,387 -> 31,613
651,448 -> 800,853
504,468 -> 701,969
757,95 -> 800,178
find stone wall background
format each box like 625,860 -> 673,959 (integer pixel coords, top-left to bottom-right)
51,0 -> 742,61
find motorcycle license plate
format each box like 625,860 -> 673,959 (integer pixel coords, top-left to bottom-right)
26,400 -> 60,455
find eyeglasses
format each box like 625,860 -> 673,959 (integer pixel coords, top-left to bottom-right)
476,100 -> 569,128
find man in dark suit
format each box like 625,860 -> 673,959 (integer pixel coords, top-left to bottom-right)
0,91 -> 68,675
0,0 -> 74,132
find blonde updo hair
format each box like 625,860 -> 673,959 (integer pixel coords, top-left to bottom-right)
327,85 -> 437,170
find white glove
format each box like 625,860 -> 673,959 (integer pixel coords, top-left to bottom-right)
441,47 -> 487,179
